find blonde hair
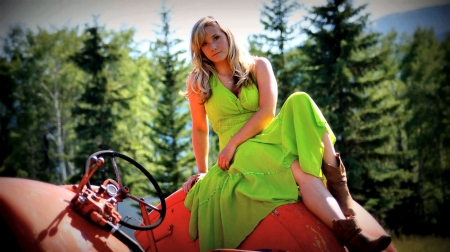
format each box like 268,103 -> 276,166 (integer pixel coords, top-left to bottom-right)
182,16 -> 255,103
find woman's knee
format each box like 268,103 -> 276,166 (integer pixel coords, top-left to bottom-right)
284,92 -> 315,111
290,160 -> 321,187
286,92 -> 310,103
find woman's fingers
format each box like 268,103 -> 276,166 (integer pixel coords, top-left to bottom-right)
183,176 -> 195,193
183,181 -> 189,193
218,158 -> 229,170
218,145 -> 235,170
183,173 -> 206,193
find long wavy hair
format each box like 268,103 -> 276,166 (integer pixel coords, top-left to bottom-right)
182,16 -> 256,104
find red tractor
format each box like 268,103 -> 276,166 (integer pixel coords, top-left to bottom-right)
0,150 -> 396,251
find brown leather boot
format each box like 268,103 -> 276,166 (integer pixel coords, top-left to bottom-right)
322,153 -> 355,216
332,217 -> 391,252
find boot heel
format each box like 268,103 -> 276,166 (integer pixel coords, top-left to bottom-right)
332,217 -> 391,252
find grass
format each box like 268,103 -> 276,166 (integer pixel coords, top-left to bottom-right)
392,235 -> 450,252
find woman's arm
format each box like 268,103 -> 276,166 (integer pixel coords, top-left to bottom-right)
183,73 -> 209,193
217,57 -> 278,170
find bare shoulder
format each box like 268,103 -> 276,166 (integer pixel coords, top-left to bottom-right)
253,56 -> 271,65
253,56 -> 273,73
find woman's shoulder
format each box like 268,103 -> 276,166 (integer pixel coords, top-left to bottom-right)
251,56 -> 271,66
251,56 -> 273,75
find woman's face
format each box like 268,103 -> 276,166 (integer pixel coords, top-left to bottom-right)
200,25 -> 229,63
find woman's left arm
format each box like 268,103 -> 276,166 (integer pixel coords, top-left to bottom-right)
217,57 -> 278,170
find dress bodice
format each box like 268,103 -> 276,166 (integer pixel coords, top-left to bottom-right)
204,74 -> 259,150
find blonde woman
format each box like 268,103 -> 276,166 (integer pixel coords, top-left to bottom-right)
182,16 -> 393,252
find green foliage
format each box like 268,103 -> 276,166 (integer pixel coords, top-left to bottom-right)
0,26 -> 84,183
248,0 -> 301,108
0,55 -> 17,177
0,26 -> 52,180
109,40 -> 158,197
69,23 -> 125,184
96,28 -> 158,196
387,28 -> 450,236
145,7 -> 194,198
298,0 -> 401,219
392,235 -> 450,252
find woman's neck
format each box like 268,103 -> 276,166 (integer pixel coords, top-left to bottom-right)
214,61 -> 232,76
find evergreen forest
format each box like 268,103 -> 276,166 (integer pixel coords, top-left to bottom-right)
1,0 -> 449,238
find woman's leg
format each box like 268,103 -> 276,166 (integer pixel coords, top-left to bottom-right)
291,159 -> 344,228
353,201 -> 398,252
322,132 -> 337,167
291,161 -> 392,252
321,132 -> 356,216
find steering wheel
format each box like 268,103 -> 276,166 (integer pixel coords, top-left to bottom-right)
83,150 -> 166,230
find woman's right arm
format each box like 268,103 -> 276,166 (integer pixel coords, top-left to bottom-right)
182,74 -> 209,193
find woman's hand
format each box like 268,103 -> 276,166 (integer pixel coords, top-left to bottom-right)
182,173 -> 206,194
214,57 -> 276,171
217,143 -> 237,170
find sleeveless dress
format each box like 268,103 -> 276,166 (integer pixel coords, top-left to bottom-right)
184,74 -> 336,252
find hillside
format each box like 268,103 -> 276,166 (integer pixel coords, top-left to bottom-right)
371,3 -> 450,40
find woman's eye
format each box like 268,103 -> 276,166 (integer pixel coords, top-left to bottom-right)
214,35 -> 220,40
201,42 -> 206,47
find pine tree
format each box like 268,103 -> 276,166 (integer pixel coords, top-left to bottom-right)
249,0 -> 301,108
436,32 -> 450,237
146,7 -> 194,198
393,28 -> 450,236
102,29 -> 160,196
299,0 -> 398,212
69,23 -> 122,184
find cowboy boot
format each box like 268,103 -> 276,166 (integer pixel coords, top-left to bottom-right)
322,153 -> 356,216
332,217 -> 392,252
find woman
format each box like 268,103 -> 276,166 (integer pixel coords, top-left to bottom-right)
181,16 -> 393,252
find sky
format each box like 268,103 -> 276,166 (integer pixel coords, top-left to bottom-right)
1,0 -> 449,54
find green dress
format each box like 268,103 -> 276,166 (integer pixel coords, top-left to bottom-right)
184,74 -> 336,251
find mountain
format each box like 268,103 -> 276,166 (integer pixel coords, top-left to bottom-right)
371,3 -> 450,41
